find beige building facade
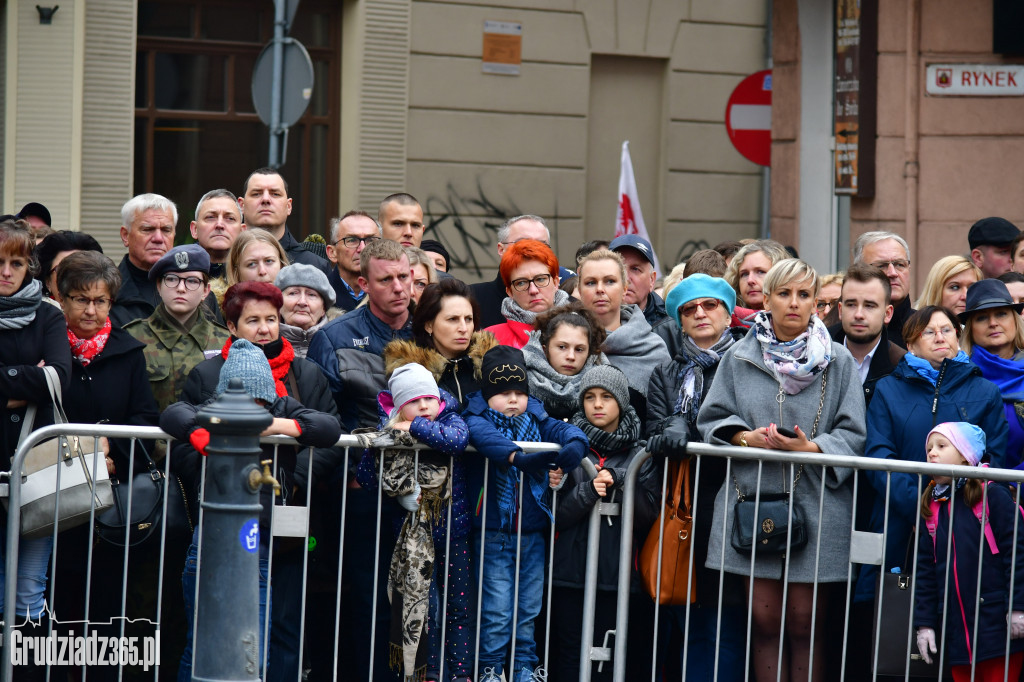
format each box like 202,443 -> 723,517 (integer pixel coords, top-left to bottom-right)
773,0 -> 1024,290
2,0 -> 769,281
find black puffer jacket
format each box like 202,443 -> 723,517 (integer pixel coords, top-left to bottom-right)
62,327 -> 160,478
174,337 -> 343,494
646,326 -> 746,606
552,432 -> 660,591
161,394 -> 341,552
382,331 -> 498,412
0,303 -> 71,471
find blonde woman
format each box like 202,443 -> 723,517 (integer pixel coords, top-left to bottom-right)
914,255 -> 981,317
723,239 -> 790,319
226,230 -> 290,287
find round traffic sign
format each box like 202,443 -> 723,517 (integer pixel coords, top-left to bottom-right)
725,69 -> 772,167
251,39 -> 315,129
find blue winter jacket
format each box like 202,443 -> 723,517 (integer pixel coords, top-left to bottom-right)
856,356 -> 1008,602
914,482 -> 1024,666
463,391 -> 588,533
356,388 -> 472,541
307,305 -> 413,431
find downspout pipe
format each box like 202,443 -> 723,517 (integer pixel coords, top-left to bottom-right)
904,0 -> 921,284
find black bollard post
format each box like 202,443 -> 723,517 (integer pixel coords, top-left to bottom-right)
192,378 -> 275,682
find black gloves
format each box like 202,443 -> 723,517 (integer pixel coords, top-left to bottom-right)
646,433 -> 688,462
511,450 -> 555,474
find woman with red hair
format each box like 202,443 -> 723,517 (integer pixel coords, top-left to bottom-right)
485,239 -> 569,348
170,280 -> 340,682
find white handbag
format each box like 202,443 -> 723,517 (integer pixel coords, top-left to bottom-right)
5,366 -> 113,538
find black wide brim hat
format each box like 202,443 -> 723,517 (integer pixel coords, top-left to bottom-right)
959,278 -> 1024,322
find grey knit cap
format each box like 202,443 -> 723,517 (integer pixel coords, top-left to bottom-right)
274,263 -> 336,307
578,364 -> 630,413
216,339 -> 278,404
389,363 -> 440,413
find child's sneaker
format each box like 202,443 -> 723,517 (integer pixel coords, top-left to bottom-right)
478,667 -> 503,682
527,666 -> 548,682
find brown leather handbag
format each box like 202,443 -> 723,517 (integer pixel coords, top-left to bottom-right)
639,459 -> 696,605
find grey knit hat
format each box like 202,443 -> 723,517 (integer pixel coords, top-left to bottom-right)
578,364 -> 630,414
274,263 -> 336,307
389,363 -> 440,413
216,339 -> 278,404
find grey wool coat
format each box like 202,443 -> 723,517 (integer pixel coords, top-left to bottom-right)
696,331 -> 867,582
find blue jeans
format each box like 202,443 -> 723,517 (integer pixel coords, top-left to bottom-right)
177,542 -> 270,682
0,523 -> 53,620
475,529 -> 545,679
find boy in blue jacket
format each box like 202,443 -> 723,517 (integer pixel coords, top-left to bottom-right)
463,345 -> 588,682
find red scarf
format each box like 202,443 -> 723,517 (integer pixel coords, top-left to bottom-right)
220,336 -> 295,398
67,318 -> 112,366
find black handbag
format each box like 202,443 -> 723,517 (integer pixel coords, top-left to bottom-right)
731,490 -> 806,556
95,444 -> 193,547
871,538 -> 952,679
730,366 -> 827,558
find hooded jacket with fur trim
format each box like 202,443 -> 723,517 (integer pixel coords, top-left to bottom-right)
382,331 -> 498,412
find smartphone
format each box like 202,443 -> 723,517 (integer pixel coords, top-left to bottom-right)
776,426 -> 798,438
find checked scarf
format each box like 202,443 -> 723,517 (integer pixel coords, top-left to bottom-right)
484,408 -> 546,533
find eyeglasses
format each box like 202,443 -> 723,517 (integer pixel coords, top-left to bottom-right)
67,296 -> 112,310
162,274 -> 205,291
815,298 -> 839,311
919,326 -> 956,340
870,259 -> 910,273
335,236 -> 381,249
510,274 -> 552,291
679,299 -> 722,317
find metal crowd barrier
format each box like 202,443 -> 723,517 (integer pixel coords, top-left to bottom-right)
5,424 -> 1024,682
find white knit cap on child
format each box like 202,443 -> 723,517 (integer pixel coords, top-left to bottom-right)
389,363 -> 440,414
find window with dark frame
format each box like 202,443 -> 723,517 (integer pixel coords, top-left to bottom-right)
134,0 -> 339,242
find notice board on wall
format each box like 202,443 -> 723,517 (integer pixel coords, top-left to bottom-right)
834,0 -> 877,197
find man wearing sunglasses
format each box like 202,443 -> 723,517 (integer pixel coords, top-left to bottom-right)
325,210 -> 382,311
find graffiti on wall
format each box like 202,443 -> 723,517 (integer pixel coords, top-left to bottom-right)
423,182 -> 523,277
672,239 -> 711,267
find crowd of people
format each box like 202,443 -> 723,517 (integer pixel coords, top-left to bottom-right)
4,178 -> 1024,682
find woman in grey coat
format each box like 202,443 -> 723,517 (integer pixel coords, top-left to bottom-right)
697,258 -> 866,682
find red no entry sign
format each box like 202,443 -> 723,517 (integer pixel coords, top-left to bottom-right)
725,69 -> 772,167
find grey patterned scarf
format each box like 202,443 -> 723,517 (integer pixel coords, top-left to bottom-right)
0,279 -> 42,330
499,288 -> 571,326
673,329 -> 740,430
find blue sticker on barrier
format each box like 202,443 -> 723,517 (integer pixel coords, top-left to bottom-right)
240,519 -> 259,553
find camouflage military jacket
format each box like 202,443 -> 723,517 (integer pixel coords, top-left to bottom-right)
125,304 -> 230,410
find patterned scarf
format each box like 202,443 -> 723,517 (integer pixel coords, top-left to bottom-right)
905,350 -> 970,386
500,288 -> 571,326
220,336 -> 295,397
67,317 -> 112,366
753,311 -> 832,395
673,329 -> 739,429
372,430 -> 450,682
485,408 -> 546,533
0,279 -> 43,330
571,405 -> 641,455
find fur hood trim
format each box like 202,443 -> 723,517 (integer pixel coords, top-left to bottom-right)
383,331 -> 498,382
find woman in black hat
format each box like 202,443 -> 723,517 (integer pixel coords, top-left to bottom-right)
959,278 -> 1024,469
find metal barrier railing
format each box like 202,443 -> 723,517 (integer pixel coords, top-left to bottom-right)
612,443 -> 1024,682
5,425 -> 1024,682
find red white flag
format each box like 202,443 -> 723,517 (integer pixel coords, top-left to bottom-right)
614,141 -> 662,276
